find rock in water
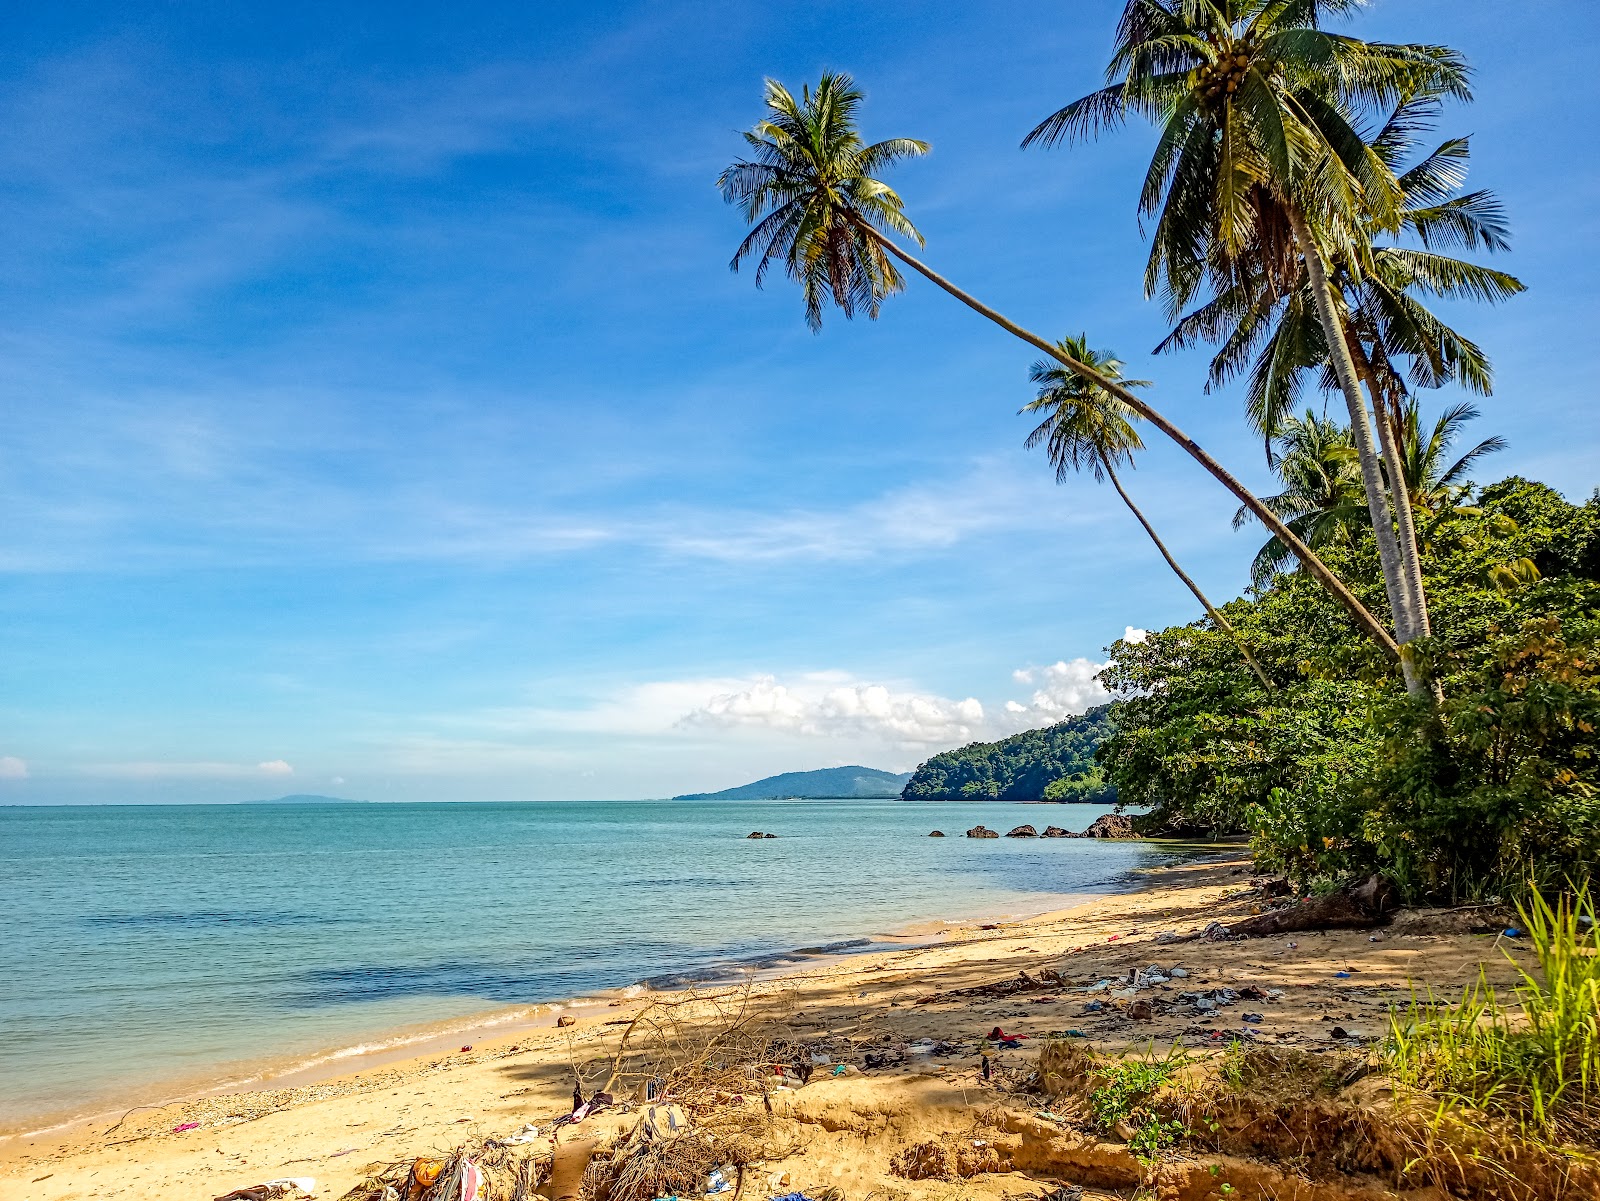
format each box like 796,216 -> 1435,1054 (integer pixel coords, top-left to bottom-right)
1079,813 -> 1136,839
746,831 -> 768,839
1005,824 -> 1038,838
1041,826 -> 1069,837
928,830 -> 945,837
965,825 -> 999,839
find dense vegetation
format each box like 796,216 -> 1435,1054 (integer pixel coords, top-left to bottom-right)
1102,475 -> 1600,901
901,707 -> 1115,802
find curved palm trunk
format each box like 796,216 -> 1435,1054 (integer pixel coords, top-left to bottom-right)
1350,344 -> 1432,641
1103,461 -> 1275,692
858,223 -> 1402,662
1285,206 -> 1424,695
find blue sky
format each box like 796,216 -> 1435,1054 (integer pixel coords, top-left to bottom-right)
2,1 -> 1596,803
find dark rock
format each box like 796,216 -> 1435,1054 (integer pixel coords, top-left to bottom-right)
1041,826 -> 1070,837
763,832 -> 777,839
746,831 -> 768,839
965,825 -> 999,839
1005,824 -> 1038,838
928,830 -> 946,837
1079,813 -> 1136,839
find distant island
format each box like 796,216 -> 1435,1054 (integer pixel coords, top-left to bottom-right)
673,766 -> 912,801
901,707 -> 1116,802
248,794 -> 365,805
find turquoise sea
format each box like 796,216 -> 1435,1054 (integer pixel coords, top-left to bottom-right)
0,799 -> 1206,1134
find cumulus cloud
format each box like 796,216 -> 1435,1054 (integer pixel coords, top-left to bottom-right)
0,756 -> 28,779
998,657 -> 1114,729
257,759 -> 294,776
679,675 -> 985,746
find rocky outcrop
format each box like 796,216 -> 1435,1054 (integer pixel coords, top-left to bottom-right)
928,830 -> 945,837
746,831 -> 778,839
1041,826 -> 1069,838
1005,824 -> 1038,838
1074,813 -> 1136,839
965,825 -> 999,839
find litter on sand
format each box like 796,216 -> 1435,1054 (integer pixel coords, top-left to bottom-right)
214,1181 -> 316,1201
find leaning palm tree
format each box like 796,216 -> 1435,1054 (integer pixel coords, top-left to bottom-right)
1233,409 -> 1367,586
719,72 -> 1401,660
1159,89 -> 1524,640
1024,0 -> 1470,693
1024,336 -> 1273,688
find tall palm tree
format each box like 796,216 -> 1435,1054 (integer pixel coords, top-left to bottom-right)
1024,336 -> 1273,688
1024,0 -> 1469,693
719,72 -> 1401,660
1233,409 -> 1365,586
1159,91 -> 1523,640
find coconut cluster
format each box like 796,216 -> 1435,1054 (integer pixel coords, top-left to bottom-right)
1192,42 -> 1265,108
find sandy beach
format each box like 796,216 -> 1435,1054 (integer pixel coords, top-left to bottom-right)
1,853 -> 1545,1201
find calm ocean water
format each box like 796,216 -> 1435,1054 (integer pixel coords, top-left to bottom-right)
0,799 -> 1206,1132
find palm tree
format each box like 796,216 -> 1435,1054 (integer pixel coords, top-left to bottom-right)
1024,0 -> 1469,693
1233,409 -> 1366,586
1239,401 -> 1505,577
1396,399 -> 1506,524
718,72 -> 1401,660
1024,336 -> 1273,688
1159,90 -> 1523,640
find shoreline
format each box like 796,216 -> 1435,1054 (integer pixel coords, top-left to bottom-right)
0,846 -> 1209,1146
0,850 -> 1531,1201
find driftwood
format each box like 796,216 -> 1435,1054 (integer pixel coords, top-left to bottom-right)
1228,874 -> 1399,938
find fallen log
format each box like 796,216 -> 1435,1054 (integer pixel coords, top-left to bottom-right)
1228,874 -> 1398,938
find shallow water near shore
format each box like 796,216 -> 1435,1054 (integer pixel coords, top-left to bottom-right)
0,798 -> 1209,1133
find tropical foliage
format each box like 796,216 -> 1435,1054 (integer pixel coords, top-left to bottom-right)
1101,475 -> 1600,901
901,707 -> 1115,802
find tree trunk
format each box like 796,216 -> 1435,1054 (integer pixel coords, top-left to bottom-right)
1350,344 -> 1432,641
858,223 -> 1402,662
1285,207 -> 1424,694
1103,460 -> 1275,692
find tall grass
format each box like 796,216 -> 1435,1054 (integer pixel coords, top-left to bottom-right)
1384,884 -> 1600,1143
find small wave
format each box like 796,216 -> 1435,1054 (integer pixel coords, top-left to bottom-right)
84,910 -> 333,929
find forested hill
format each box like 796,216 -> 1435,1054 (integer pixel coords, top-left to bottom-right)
674,766 -> 912,800
900,707 -> 1115,801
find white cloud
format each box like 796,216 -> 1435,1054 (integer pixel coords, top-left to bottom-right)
1122,626 -> 1149,645
680,675 -> 986,746
0,756 -> 28,779
996,657 -> 1115,730
257,759 -> 294,776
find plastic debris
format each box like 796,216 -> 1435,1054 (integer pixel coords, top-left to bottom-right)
173,1122 -> 200,1133
1168,967 -> 1189,979
1334,971 -> 1352,978
1242,1013 -> 1264,1024
214,1181 -> 316,1201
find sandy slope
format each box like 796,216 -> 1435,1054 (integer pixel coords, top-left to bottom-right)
0,855 -> 1532,1201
